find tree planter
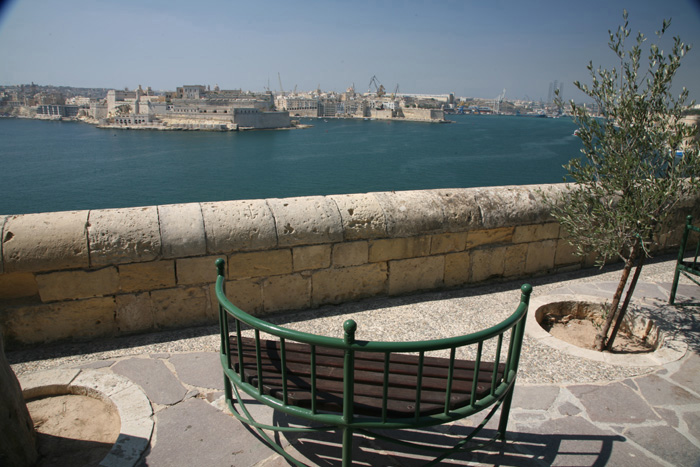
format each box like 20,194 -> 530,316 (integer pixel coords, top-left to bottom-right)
535,301 -> 659,353
525,294 -> 687,367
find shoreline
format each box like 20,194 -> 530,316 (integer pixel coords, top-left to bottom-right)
2,112 -> 445,132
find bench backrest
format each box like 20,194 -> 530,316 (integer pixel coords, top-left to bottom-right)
215,258 -> 532,427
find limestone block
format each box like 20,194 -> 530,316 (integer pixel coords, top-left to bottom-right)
158,203 -> 206,258
312,263 -> 387,306
525,240 -> 557,274
88,207 -> 161,267
369,236 -> 431,263
211,279 -> 263,316
471,247 -> 506,283
388,256 -> 444,296
1,297 -> 116,347
332,241 -> 369,268
119,261 -> 176,293
430,189 -> 483,232
555,238 -> 581,266
504,244 -> 528,278
0,272 -> 38,299
2,211 -> 89,272
262,274 -> 309,312
466,227 -> 514,249
584,250 -> 602,268
329,193 -> 387,240
18,368 -> 82,399
267,196 -> 343,247
70,371 -> 133,398
473,185 -> 556,229
373,190 -> 445,237
200,199 -> 276,253
228,250 -> 292,279
175,255 -> 219,286
116,292 -> 156,334
36,267 -> 119,302
293,244 -> 331,272
444,251 -> 471,287
430,232 -> 468,255
513,223 -> 560,243
151,286 -> 213,329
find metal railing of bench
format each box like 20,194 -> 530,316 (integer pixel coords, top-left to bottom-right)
215,258 -> 531,466
670,214 -> 700,304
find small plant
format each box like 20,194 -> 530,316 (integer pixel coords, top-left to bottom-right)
545,11 -> 700,351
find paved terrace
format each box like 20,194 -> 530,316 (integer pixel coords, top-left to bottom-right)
8,254 -> 700,466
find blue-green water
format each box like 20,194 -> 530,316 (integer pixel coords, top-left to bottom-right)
0,115 -> 581,215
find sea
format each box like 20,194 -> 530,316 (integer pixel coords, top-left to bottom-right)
0,115 -> 581,216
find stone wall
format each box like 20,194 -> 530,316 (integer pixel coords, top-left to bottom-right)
1,184 -> 697,349
233,110 -> 291,129
401,108 -> 445,121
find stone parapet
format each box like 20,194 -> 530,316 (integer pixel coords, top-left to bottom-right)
1,184 -> 698,348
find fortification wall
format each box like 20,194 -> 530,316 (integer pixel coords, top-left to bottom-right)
401,108 -> 445,121
1,184 -> 697,349
233,111 -> 291,129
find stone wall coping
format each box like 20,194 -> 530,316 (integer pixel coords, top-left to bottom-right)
1,185 -> 565,274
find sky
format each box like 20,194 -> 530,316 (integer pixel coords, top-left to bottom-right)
1,0 -> 699,102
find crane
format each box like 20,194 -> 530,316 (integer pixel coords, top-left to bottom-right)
278,72 -> 285,96
493,88 -> 506,113
368,75 -> 385,97
391,84 -> 400,100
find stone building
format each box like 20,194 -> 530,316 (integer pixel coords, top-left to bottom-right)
102,84 -> 289,130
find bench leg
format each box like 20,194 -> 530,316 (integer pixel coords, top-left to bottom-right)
670,267 -> 682,304
224,372 -> 233,403
497,387 -> 515,442
342,427 -> 353,467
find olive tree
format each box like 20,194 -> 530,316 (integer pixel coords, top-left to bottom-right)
549,11 -> 700,351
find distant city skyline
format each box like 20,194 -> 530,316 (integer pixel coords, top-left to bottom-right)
1,0 -> 699,102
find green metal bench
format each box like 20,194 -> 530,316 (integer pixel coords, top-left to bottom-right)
215,258 -> 532,466
670,215 -> 700,304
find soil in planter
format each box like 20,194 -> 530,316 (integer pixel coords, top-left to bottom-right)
545,316 -> 654,353
27,394 -> 120,467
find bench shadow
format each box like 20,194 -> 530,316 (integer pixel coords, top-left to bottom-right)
253,409 -> 626,467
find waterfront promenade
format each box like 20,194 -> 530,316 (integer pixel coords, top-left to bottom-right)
9,254 -> 700,466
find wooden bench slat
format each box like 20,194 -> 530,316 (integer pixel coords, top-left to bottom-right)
229,336 -> 504,417
236,350 -> 498,389
234,362 -> 492,398
235,339 -> 500,380
250,338 -> 494,371
242,369 -> 489,404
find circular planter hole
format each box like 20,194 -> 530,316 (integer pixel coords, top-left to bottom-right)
27,393 -> 121,467
535,301 -> 660,353
19,369 -> 154,467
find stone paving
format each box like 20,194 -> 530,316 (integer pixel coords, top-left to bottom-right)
11,257 -> 700,466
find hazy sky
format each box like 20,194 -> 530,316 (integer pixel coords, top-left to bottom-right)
1,0 -> 699,101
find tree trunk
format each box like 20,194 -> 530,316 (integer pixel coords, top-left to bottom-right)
606,254 -> 646,351
594,240 -> 641,351
0,333 -> 37,466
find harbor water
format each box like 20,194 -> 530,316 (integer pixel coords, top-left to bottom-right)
0,115 -> 581,215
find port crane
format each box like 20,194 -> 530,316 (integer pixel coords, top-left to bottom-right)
278,72 -> 285,96
493,88 -> 506,113
391,84 -> 400,100
368,75 -> 386,97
